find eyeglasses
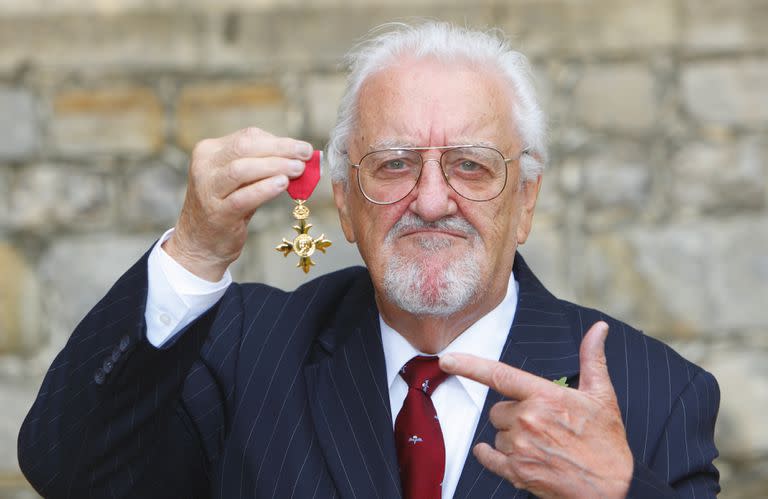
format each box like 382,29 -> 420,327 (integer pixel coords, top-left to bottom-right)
350,145 -> 528,205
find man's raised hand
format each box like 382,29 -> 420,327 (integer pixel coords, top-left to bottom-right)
164,127 -> 313,281
439,322 -> 633,499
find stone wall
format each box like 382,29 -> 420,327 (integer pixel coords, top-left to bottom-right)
0,1 -> 766,497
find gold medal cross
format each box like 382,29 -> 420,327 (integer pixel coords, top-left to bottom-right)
275,200 -> 332,273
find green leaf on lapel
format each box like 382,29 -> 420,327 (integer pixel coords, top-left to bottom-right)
553,376 -> 569,387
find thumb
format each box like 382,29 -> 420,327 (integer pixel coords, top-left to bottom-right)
578,321 -> 613,395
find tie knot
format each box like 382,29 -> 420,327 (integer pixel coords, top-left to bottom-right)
399,356 -> 448,396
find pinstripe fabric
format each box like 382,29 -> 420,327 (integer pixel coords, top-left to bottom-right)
18,250 -> 719,498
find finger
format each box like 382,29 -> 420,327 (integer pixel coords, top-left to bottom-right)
224,175 -> 288,216
474,442 -> 521,485
578,321 -> 612,395
440,353 -> 556,400
489,400 -> 519,429
215,156 -> 306,198
215,128 -> 313,164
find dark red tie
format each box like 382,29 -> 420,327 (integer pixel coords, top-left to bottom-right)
395,356 -> 449,499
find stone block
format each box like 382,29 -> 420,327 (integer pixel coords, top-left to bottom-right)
0,88 -> 40,160
560,142 -> 653,230
532,172 -> 564,226
304,74 -> 347,140
50,87 -> 164,156
581,144 -> 652,210
0,242 -> 39,355
683,0 -> 768,52
571,64 -> 656,132
518,226 -> 575,302
0,167 -> 10,223
672,136 -> 766,215
175,82 -> 301,151
499,0 -> 677,56
718,458 -> 768,499
581,217 -> 768,340
7,164 -> 115,231
203,6 -> 496,71
682,59 -> 768,127
121,163 -> 187,230
37,234 -> 156,356
0,12 -> 204,71
701,346 -> 768,460
0,379 -> 40,478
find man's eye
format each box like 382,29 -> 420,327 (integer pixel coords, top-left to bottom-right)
384,160 -> 406,170
459,160 -> 480,172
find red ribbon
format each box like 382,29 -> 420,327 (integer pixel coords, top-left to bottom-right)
287,150 -> 322,200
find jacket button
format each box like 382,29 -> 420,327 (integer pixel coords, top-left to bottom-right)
94,369 -> 106,385
103,359 -> 114,374
111,349 -> 121,362
119,335 -> 130,352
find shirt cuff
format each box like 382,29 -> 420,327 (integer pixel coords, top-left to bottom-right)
145,228 -> 232,348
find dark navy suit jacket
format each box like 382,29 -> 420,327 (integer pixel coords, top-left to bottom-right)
19,252 -> 720,498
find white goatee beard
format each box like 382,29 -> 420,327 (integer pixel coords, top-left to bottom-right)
382,213 -> 482,317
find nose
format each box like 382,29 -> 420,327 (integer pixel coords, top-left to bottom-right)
407,158 -> 458,222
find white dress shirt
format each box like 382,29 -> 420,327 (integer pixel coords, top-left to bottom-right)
380,276 -> 517,499
145,229 -> 231,347
144,231 -> 518,498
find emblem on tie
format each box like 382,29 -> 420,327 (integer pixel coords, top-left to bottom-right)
408,435 -> 423,445
421,379 -> 430,393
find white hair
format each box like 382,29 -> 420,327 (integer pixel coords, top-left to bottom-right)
326,21 -> 548,185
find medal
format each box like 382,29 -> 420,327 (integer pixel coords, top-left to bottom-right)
275,150 -> 332,273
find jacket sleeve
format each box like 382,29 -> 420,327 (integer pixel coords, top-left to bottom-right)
17,251 -> 240,499
626,369 -> 721,498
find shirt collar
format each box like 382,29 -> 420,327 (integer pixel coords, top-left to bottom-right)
380,272 -> 519,410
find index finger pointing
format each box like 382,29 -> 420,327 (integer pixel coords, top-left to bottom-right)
440,353 -> 556,400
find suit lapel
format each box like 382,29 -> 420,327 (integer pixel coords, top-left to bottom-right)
453,253 -> 581,498
304,275 -> 402,499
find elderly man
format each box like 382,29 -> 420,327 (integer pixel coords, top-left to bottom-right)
19,22 -> 719,498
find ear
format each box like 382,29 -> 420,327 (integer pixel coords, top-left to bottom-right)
332,181 -> 357,243
516,175 -> 542,245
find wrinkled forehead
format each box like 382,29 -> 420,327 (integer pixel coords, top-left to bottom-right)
352,58 -> 521,153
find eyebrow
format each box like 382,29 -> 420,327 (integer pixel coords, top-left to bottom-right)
368,138 -> 498,150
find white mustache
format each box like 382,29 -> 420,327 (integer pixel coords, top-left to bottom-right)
385,212 -> 479,243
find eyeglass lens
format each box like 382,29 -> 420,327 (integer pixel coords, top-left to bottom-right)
357,146 -> 508,203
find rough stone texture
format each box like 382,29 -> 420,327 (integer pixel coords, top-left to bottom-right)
0,166 -> 11,223
1,2 -> 767,496
304,74 -> 346,141
176,82 -> 301,150
0,12 -> 204,70
683,0 -> 768,52
0,243 -> 39,355
518,226 -> 574,302
571,64 -> 657,132
703,346 -> 768,459
121,162 -> 187,230
203,5 -> 496,71
672,136 -> 766,215
718,458 -> 768,499
37,234 -> 156,358
0,88 -> 40,160
50,87 -> 164,156
582,217 -> 768,341
682,59 -> 768,127
0,379 -> 39,485
7,164 -> 115,231
580,142 -> 653,227
511,0 -> 677,56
